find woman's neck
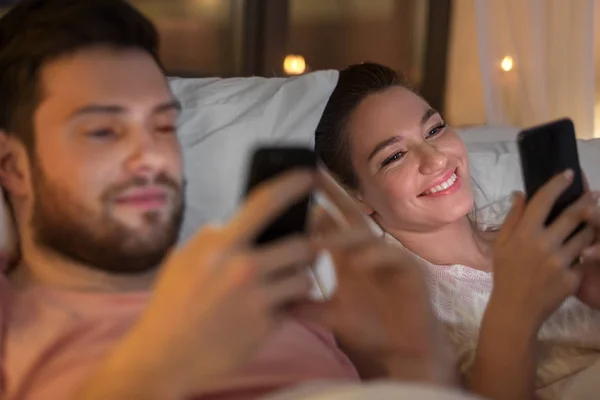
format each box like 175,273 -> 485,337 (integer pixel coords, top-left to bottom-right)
387,216 -> 494,272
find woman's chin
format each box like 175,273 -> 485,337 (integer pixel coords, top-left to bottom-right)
416,186 -> 474,224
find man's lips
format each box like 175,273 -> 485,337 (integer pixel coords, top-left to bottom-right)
114,188 -> 169,210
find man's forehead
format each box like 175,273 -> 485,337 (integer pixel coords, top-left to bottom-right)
67,100 -> 182,121
37,47 -> 171,106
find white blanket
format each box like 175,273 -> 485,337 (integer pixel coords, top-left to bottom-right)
263,381 -> 482,400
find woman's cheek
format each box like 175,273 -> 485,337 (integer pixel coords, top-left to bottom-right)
381,169 -> 415,203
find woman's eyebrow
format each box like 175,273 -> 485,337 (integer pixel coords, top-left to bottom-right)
367,136 -> 402,161
367,108 -> 439,162
420,108 -> 439,126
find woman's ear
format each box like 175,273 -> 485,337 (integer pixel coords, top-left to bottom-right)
354,191 -> 375,216
0,132 -> 30,198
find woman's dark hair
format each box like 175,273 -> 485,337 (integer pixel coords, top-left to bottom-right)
316,63 -> 490,231
315,62 -> 413,189
0,0 -> 160,152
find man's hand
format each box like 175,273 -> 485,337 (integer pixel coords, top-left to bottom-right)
294,170 -> 457,387
79,170 -> 318,400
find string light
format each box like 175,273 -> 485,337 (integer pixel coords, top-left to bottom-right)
501,56 -> 514,72
283,55 -> 306,75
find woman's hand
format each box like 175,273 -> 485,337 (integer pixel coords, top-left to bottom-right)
575,206 -> 600,308
471,170 -> 598,400
558,169 -> 600,310
491,169 -> 597,329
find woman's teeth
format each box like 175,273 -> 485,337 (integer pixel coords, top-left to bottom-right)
423,173 -> 457,195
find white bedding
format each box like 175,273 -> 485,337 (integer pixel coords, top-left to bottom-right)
263,381 -> 482,400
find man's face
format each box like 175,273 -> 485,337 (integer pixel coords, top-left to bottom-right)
28,46 -> 184,274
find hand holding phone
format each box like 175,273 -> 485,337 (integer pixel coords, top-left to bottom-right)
517,118 -> 586,233
245,146 -> 329,300
244,146 -> 317,245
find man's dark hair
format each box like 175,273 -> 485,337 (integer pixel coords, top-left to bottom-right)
0,0 -> 160,150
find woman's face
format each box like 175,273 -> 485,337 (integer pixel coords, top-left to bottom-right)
347,86 -> 474,232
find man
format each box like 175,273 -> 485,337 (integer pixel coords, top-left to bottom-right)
0,1 -> 456,399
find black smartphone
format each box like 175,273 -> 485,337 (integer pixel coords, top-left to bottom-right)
517,118 -> 585,230
245,146 -> 317,245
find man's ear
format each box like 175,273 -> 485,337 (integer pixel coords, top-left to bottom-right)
354,191 -> 375,216
0,131 -> 30,198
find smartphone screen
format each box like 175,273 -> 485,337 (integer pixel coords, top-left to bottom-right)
517,118 -> 585,229
244,146 -> 317,245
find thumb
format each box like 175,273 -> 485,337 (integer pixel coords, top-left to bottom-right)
497,191 -> 526,243
308,205 -> 341,238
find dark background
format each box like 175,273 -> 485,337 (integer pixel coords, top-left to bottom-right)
1,0 -> 453,113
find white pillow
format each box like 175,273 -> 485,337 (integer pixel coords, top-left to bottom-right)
170,71 -> 339,242
463,130 -> 600,210
458,125 -> 520,143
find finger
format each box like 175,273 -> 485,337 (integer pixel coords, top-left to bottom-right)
351,242 -> 419,271
177,224 -> 225,258
289,299 -> 337,329
312,229 -> 376,274
265,272 -> 315,310
576,263 -> 600,309
588,206 -> 600,228
579,200 -> 600,262
522,170 -> 574,229
496,192 -> 526,243
315,169 -> 372,230
546,192 -> 600,244
560,226 -> 596,266
581,244 -> 600,263
226,170 -> 315,246
249,235 -> 317,278
308,205 -> 341,237
313,228 -> 378,252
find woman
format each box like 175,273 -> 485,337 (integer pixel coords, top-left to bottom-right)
315,62 -> 600,400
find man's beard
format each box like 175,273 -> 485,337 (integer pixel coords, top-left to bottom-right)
31,166 -> 184,275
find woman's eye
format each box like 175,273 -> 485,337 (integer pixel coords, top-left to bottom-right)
381,151 -> 405,167
426,122 -> 447,138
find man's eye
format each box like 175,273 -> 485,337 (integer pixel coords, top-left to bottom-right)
88,129 -> 116,139
157,126 -> 176,134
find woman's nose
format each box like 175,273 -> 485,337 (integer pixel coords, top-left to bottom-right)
416,142 -> 448,175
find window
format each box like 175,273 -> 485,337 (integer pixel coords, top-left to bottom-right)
133,0 -> 244,77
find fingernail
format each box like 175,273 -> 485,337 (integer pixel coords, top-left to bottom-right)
564,169 -> 574,180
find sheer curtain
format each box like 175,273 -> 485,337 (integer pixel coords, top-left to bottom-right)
473,0 -> 596,138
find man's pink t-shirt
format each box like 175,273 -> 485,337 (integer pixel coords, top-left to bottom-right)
0,276 -> 359,400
